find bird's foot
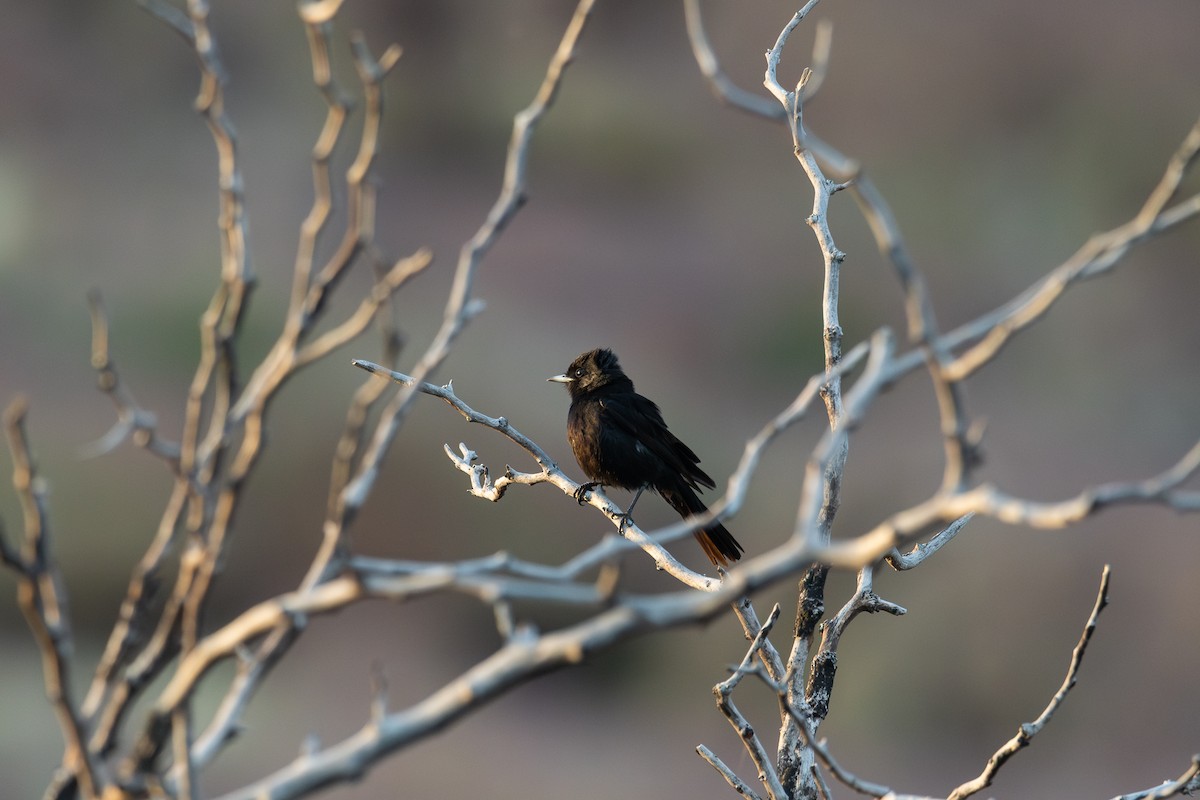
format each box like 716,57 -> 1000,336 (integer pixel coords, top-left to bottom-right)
573,481 -> 601,505
614,511 -> 635,536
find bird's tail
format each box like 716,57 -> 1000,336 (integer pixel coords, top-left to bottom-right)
659,486 -> 744,567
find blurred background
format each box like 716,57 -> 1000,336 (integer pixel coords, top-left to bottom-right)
2,1 -> 1199,797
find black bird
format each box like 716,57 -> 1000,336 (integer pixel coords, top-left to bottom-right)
548,348 -> 743,567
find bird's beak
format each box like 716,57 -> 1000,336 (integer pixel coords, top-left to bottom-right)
547,373 -> 573,384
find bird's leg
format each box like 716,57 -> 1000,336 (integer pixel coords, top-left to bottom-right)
615,484 -> 648,534
573,481 -> 602,505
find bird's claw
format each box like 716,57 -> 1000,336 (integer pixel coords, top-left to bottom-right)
573,481 -> 600,505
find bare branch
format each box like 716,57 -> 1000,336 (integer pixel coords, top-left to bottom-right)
802,565 -> 906,727
947,566 -> 1112,800
696,744 -> 764,800
352,360 -> 560,470
1113,755 -> 1200,800
339,0 -> 597,525
821,566 -> 907,651
939,116 -> 1200,382
82,480 -> 188,749
118,1 -> 602,788
795,719 -> 897,798
4,399 -> 103,798
1137,118 -> 1200,222
798,20 -> 834,102
706,603 -> 788,800
822,441 -> 1200,570
82,1 -> 423,784
293,248 -> 433,369
884,513 -> 975,571
0,514 -> 28,576
696,9 -> 1200,504
684,0 -> 784,120
82,291 -> 181,463
762,1 -> 823,116
200,564 -> 867,800
761,9 -> 868,793
79,3 -> 263,780
721,602 -> 902,799
684,0 -> 856,175
137,0 -> 194,41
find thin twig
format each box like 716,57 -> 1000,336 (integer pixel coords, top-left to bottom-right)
706,604 -> 788,800
884,513 -> 975,570
4,399 -> 103,798
82,291 -> 181,464
947,566 -> 1112,800
1112,755 -> 1200,800
820,443 -> 1200,569
938,116 -> 1200,382
696,745 -> 764,799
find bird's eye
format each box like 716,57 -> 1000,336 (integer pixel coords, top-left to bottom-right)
574,368 -> 584,378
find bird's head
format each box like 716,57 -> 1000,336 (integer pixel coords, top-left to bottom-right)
548,348 -> 631,397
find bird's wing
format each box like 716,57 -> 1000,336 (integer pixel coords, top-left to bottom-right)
598,393 -> 715,490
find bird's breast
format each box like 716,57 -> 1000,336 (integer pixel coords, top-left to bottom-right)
567,399 -> 656,490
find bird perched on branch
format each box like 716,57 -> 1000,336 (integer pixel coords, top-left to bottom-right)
549,348 -> 744,567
